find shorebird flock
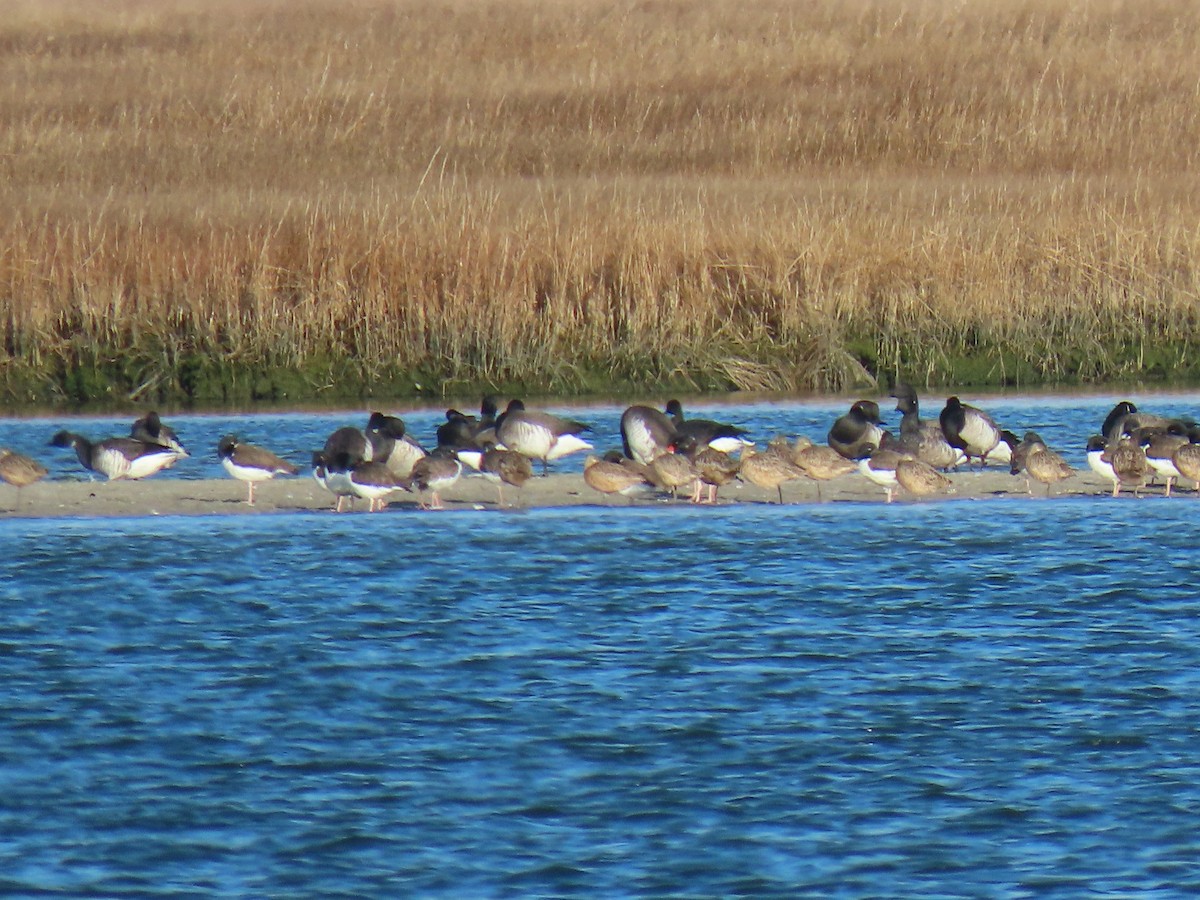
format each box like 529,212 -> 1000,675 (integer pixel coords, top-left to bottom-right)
1,387 -> 1197,511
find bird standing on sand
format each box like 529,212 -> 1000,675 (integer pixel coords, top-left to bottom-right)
939,396 -> 1003,466
790,437 -> 858,501
1139,427 -> 1188,497
1108,437 -> 1151,498
583,454 -> 655,503
0,448 -> 48,510
675,433 -> 741,504
1010,432 -> 1074,497
856,442 -> 905,503
348,460 -> 406,512
479,445 -> 534,507
738,445 -> 805,504
50,431 -> 179,481
495,400 -> 593,474
1172,438 -> 1200,495
406,448 -> 463,510
647,450 -> 698,500
217,434 -> 299,505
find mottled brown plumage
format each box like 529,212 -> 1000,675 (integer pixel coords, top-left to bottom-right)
793,442 -> 857,501
1107,438 -> 1150,498
583,454 -> 654,502
688,446 -> 740,504
894,456 -> 953,499
1172,441 -> 1200,495
647,451 -> 697,499
480,446 -> 533,507
0,448 -> 48,510
1023,446 -> 1075,497
739,445 -> 805,504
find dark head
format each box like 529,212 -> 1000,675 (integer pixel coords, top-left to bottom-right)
217,434 -> 239,459
855,441 -> 879,461
890,383 -> 917,414
366,412 -> 406,439
139,411 -> 164,437
504,399 -> 526,414
851,400 -> 883,424
664,399 -> 685,420
49,430 -> 77,449
1085,435 -> 1108,453
1101,401 -> 1138,439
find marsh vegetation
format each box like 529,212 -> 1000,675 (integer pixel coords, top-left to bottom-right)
3,0 -> 1200,405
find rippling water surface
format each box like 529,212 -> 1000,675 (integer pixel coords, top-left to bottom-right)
3,494 -> 1199,895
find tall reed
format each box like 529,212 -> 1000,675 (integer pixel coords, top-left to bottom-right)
2,0 -> 1200,404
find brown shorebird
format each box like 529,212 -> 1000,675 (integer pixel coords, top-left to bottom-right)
738,445 -> 805,504
793,440 -> 858,501
1172,440 -> 1200,496
1108,437 -> 1150,498
0,448 -> 48,510
647,451 -> 697,500
683,442 -> 741,504
895,456 -> 954,500
582,454 -> 654,504
479,445 -> 533,507
1010,433 -> 1075,498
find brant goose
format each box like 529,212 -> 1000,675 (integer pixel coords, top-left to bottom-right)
495,400 -> 593,474
939,396 -> 1003,466
50,431 -> 178,481
663,400 -> 751,454
620,404 -> 677,465
828,400 -> 885,461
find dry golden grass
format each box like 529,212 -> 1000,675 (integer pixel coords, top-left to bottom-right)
3,0 -> 1200,403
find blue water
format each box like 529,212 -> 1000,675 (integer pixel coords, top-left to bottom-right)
2,497 -> 1199,896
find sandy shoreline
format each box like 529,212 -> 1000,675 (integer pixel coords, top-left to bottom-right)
0,467 -> 1157,519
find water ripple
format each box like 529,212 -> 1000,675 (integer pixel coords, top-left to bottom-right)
2,500 -> 1199,895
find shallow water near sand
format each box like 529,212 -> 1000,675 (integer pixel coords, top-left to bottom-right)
2,393 -> 1200,895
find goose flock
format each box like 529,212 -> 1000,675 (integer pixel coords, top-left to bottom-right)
2,387 -> 1198,512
